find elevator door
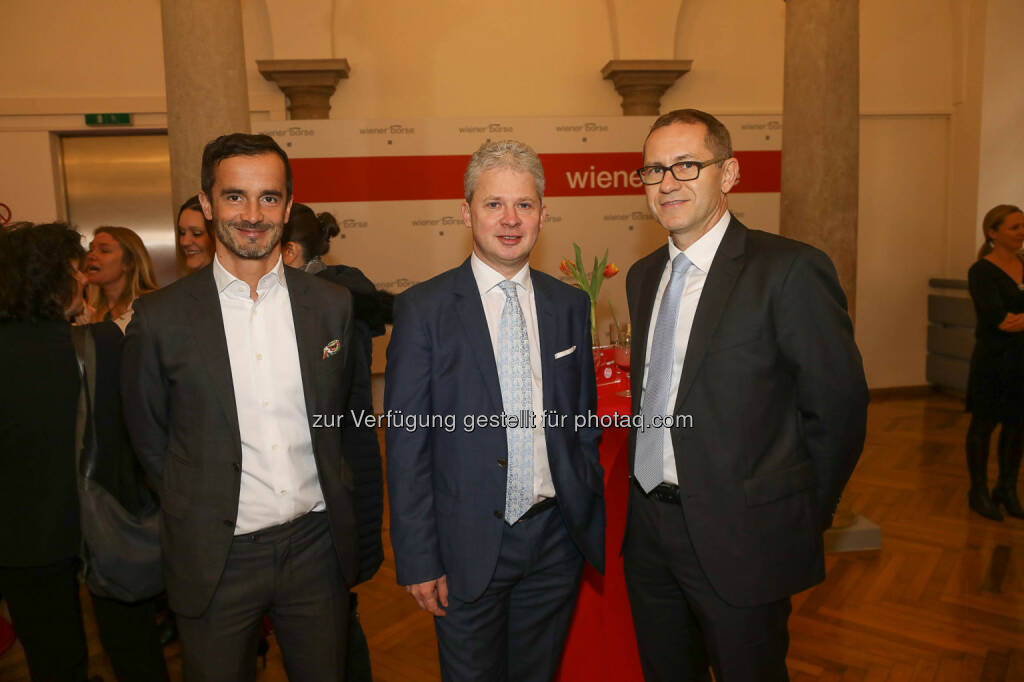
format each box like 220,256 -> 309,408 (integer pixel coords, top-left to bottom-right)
61,133 -> 178,287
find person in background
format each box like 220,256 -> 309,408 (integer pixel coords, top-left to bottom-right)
965,204 -> 1024,520
177,195 -> 215,272
84,226 -> 159,332
0,223 -> 168,682
281,203 -> 391,681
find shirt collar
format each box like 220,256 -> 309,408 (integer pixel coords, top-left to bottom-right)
667,210 -> 731,274
470,253 -> 532,297
213,253 -> 287,296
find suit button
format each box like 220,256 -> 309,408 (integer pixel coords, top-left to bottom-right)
497,458 -> 507,468
493,510 -> 502,519
223,520 -> 233,527
232,462 -> 240,472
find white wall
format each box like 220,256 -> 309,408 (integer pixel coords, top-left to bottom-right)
1,0 -> 1018,388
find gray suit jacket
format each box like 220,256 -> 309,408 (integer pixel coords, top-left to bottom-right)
626,218 -> 868,607
121,264 -> 363,617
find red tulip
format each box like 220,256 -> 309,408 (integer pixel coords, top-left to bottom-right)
560,259 -> 574,276
603,263 -> 619,278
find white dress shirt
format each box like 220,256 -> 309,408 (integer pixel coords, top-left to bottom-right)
641,211 -> 731,485
471,254 -> 555,503
213,255 -> 325,534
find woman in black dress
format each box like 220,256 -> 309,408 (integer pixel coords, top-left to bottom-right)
966,204 -> 1024,520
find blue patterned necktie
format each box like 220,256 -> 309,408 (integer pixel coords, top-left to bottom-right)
635,253 -> 692,493
497,280 -> 534,523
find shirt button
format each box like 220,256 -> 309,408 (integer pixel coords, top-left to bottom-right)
272,444 -> 278,451
256,353 -> 263,361
263,401 -> 269,407
280,490 -> 287,496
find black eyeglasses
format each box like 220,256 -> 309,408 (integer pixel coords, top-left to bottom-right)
635,157 -> 730,185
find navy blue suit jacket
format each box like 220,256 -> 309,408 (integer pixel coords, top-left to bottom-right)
385,258 -> 605,602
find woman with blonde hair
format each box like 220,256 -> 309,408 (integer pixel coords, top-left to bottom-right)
83,226 -> 159,332
965,203 -> 1024,520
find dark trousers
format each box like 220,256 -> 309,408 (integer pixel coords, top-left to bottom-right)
0,558 -> 168,682
434,504 -> 583,682
176,511 -> 350,682
623,486 -> 792,682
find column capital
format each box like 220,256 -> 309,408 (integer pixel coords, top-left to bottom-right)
257,58 -> 351,120
601,59 -> 693,116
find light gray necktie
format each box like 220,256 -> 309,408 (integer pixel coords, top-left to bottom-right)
635,253 -> 692,493
497,280 -> 534,523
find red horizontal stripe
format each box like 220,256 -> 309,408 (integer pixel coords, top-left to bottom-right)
291,150 -> 780,203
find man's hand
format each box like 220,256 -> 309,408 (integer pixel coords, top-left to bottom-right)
405,575 -> 449,616
998,312 -> 1024,332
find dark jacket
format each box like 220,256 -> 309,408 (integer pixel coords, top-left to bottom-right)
625,218 -> 868,608
121,265 -> 366,617
314,263 -> 392,584
0,320 -> 81,566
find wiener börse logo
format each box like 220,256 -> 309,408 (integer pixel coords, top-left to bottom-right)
359,124 -> 416,135
411,216 -> 463,227
457,122 -> 515,134
554,122 -> 609,133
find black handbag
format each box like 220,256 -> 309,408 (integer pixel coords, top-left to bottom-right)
71,324 -> 164,602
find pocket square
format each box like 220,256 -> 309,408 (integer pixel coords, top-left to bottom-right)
322,339 -> 341,359
554,346 -> 576,359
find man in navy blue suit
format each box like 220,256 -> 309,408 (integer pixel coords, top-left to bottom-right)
385,139 -> 605,682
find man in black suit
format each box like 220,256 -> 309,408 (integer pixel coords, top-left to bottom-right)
385,140 -> 605,681
123,133 -> 371,681
623,109 -> 868,681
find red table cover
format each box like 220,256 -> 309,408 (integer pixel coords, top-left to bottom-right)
555,362 -> 643,681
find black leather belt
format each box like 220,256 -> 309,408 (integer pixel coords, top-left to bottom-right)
519,496 -> 557,521
633,478 -> 681,505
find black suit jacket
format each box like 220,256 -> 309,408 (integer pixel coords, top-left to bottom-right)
122,264 -> 366,617
0,320 -> 81,566
385,259 -> 605,602
626,218 -> 868,608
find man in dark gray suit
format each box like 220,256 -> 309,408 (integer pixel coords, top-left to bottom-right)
123,133 -> 370,681
624,110 -> 868,681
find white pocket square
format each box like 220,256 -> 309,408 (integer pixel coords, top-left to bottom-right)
554,346 -> 576,359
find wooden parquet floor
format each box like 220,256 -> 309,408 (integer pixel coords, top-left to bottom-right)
1,393 -> 1022,681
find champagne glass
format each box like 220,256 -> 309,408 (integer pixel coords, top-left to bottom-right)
614,324 -> 631,397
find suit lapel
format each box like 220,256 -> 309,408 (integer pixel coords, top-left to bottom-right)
672,218 -> 746,412
630,246 -> 669,416
453,260 -> 504,412
531,270 -> 557,415
188,268 -> 241,442
285,268 -> 322,443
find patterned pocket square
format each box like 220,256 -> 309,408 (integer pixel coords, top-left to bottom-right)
323,339 -> 341,359
554,346 -> 576,359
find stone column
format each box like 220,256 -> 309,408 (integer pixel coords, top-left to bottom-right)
779,0 -> 859,317
257,59 -> 351,119
601,60 -> 692,116
781,1 -> 877,550
160,0 -> 250,244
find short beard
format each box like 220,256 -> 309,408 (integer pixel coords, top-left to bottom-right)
215,219 -> 282,260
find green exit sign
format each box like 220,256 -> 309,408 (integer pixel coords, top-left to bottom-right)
84,113 -> 132,126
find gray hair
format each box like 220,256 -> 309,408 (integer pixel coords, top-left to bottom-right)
463,139 -> 545,203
